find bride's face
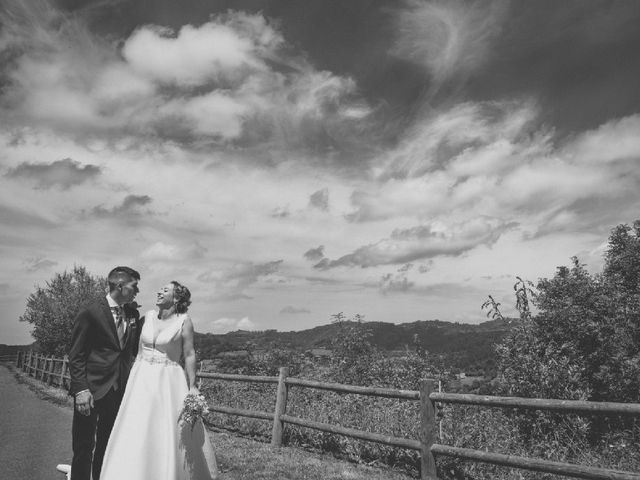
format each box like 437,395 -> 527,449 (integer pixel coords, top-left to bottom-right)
156,283 -> 175,308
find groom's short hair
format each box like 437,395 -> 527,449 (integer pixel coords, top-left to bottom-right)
107,266 -> 141,292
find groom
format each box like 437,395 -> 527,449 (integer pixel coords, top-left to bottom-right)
68,266 -> 142,480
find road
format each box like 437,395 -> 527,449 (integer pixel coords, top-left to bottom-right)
0,365 -> 72,480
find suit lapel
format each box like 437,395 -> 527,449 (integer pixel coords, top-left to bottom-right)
99,297 -> 121,350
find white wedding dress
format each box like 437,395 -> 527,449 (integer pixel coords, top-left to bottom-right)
100,311 -> 218,480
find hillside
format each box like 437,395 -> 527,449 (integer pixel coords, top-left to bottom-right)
194,318 -> 513,374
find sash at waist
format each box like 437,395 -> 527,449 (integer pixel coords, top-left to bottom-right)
136,351 -> 181,366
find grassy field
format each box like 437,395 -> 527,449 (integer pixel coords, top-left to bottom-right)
7,365 -> 414,480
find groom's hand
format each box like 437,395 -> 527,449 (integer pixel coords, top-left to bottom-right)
75,390 -> 94,416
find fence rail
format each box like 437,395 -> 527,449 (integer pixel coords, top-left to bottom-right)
12,351 -> 640,480
12,351 -> 71,390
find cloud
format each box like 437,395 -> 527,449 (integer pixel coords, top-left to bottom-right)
303,245 -> 325,262
208,316 -> 257,333
91,195 -> 153,218
140,241 -> 207,262
316,217 -> 517,269
280,305 -> 311,314
198,260 -> 283,300
0,205 -> 56,228
5,158 -> 101,189
0,3 -> 371,154
308,188 -> 329,211
271,206 -> 290,218
563,114 -> 640,164
418,262 -> 434,274
379,263 -> 414,295
23,256 -> 57,272
392,0 -> 508,89
379,100 -> 538,181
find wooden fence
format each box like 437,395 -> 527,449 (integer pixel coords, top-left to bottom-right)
12,350 -> 71,389
199,368 -> 640,480
9,352 -> 640,480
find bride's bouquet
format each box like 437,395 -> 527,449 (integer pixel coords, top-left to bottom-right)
179,391 -> 209,430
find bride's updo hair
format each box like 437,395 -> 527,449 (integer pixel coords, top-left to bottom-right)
171,281 -> 191,313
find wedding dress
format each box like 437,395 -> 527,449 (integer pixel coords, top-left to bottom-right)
100,311 -> 218,480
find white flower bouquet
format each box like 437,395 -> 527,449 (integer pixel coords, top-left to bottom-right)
179,392 -> 209,430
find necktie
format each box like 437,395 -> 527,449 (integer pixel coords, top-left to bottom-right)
112,306 -> 125,348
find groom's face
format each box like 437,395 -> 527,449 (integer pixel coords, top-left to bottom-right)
119,278 -> 139,304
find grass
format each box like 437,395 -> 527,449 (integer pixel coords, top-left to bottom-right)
10,366 -> 74,408
212,432 -> 414,480
4,364 -> 414,480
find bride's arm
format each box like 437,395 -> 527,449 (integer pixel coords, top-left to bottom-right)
181,316 -> 198,391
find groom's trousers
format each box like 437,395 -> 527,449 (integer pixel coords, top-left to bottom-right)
71,388 -> 123,480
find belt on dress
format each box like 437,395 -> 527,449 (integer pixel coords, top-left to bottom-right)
136,352 -> 181,366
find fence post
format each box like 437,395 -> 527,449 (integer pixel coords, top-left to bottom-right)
25,351 -> 31,374
197,361 -> 203,389
47,356 -> 55,385
419,379 -> 438,480
61,355 -> 69,389
271,366 -> 289,447
16,351 -> 23,368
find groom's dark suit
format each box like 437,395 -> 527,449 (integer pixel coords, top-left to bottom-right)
68,296 -> 142,480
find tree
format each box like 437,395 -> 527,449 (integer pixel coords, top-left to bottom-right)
493,221 -> 640,444
20,266 -> 106,356
329,312 -> 379,385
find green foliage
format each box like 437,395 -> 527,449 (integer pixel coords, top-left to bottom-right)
493,220 -> 640,456
329,313 -> 381,385
496,220 -> 640,404
194,317 -> 510,378
20,266 -> 105,356
481,294 -> 504,321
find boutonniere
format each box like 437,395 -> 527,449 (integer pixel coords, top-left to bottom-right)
128,318 -> 137,329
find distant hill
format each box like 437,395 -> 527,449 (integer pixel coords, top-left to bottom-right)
194,318 -> 513,374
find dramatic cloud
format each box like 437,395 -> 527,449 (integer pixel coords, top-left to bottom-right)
1,1 -> 640,345
5,158 -> 101,189
0,3 -> 371,153
122,15 -> 280,87
280,305 -> 311,314
23,256 -> 57,272
317,218 -> 517,269
392,0 -> 508,89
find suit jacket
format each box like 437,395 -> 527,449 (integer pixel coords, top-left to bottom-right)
68,297 -> 143,400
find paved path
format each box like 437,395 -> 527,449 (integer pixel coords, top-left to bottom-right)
0,365 -> 72,480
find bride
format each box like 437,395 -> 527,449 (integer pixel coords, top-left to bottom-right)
100,281 -> 218,480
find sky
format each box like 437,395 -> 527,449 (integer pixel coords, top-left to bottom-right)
1,0 -> 640,344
